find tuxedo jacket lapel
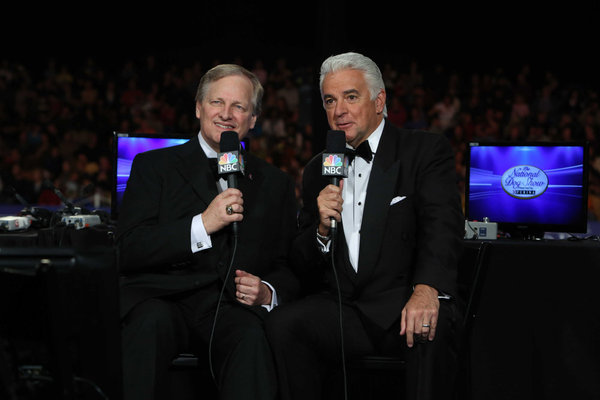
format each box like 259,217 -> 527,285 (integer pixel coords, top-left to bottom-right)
173,136 -> 236,280
357,123 -> 401,285
175,136 -> 219,208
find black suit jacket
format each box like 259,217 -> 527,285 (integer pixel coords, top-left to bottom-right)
116,135 -> 299,318
291,120 -> 464,331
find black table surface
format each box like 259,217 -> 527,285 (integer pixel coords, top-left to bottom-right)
461,238 -> 600,400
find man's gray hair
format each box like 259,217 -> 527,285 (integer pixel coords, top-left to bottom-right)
195,64 -> 264,116
319,52 -> 387,116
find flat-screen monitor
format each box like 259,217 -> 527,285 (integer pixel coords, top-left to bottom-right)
111,132 -> 191,220
465,141 -> 589,238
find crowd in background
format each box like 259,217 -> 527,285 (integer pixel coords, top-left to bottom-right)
1,52 -> 599,221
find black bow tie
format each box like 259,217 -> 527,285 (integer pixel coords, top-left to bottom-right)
346,141 -> 373,163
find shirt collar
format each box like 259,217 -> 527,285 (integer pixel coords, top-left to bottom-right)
197,131 -> 217,158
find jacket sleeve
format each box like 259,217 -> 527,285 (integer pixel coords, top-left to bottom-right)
115,151 -> 197,273
411,134 -> 464,297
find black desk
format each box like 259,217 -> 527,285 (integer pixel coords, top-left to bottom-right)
464,239 -> 600,400
0,224 -> 115,248
0,227 -> 121,400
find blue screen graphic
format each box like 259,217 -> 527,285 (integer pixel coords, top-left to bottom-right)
115,136 -> 189,210
467,145 -> 586,227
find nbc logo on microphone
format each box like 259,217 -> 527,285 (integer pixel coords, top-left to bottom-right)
219,153 -> 238,165
323,154 -> 343,167
218,152 -> 242,173
322,154 -> 345,176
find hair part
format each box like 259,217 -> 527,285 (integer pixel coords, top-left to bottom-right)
319,52 -> 387,117
195,64 -> 264,116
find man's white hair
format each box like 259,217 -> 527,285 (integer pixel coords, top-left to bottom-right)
319,52 -> 387,117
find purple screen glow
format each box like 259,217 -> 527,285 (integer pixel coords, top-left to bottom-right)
467,144 -> 586,228
115,136 -> 189,211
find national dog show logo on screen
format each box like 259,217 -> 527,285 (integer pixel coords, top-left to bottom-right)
501,165 -> 549,199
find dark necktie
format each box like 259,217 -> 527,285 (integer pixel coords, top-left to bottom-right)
346,140 -> 373,164
208,158 -> 219,180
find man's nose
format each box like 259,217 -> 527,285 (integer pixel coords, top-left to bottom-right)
219,105 -> 233,119
334,101 -> 347,116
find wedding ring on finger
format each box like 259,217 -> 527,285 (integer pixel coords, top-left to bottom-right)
226,204 -> 234,215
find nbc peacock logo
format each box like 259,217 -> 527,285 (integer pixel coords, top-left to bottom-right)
219,153 -> 238,165
323,154 -> 343,167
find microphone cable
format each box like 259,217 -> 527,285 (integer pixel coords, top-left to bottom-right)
208,231 -> 238,383
329,228 -> 348,400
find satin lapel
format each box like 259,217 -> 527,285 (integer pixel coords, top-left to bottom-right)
174,136 -> 219,208
175,136 -> 231,278
357,125 -> 401,284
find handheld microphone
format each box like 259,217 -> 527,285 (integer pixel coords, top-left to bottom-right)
218,131 -> 245,236
322,130 -> 347,234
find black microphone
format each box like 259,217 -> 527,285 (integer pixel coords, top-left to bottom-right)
9,186 -> 53,229
217,131 -> 245,236
322,130 -> 347,235
42,179 -> 75,213
8,185 -> 29,208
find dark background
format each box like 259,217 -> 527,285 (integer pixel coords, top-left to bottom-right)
4,3 -> 597,83
2,2 -> 599,230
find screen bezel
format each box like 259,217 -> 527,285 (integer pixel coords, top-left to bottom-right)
464,140 -> 590,237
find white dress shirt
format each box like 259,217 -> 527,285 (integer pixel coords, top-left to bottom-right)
189,132 -> 277,310
342,119 -> 384,271
317,119 -> 385,273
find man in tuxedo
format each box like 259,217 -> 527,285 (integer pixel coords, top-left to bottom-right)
266,52 -> 464,399
116,64 -> 298,400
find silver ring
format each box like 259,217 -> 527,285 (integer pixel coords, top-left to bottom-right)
241,294 -> 246,300
226,204 -> 234,215
422,323 -> 430,328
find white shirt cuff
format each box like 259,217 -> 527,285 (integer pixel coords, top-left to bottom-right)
261,281 -> 278,312
191,214 -> 212,253
317,236 -> 331,253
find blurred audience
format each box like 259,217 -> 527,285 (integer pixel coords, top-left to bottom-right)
0,54 -> 598,221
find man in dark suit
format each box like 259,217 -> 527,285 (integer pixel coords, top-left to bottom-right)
266,52 -> 464,400
116,64 -> 298,400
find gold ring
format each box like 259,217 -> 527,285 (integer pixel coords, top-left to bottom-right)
226,205 -> 234,215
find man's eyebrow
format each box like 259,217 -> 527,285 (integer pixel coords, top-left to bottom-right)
323,89 -> 359,98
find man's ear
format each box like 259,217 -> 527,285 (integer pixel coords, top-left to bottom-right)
375,89 -> 386,114
195,101 -> 202,119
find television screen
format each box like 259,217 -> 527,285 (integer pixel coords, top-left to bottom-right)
465,141 -> 589,237
111,132 -> 191,220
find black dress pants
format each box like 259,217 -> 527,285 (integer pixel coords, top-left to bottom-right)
121,288 -> 277,400
265,293 -> 460,400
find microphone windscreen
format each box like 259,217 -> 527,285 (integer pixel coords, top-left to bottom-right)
220,131 -> 240,152
326,130 -> 346,153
